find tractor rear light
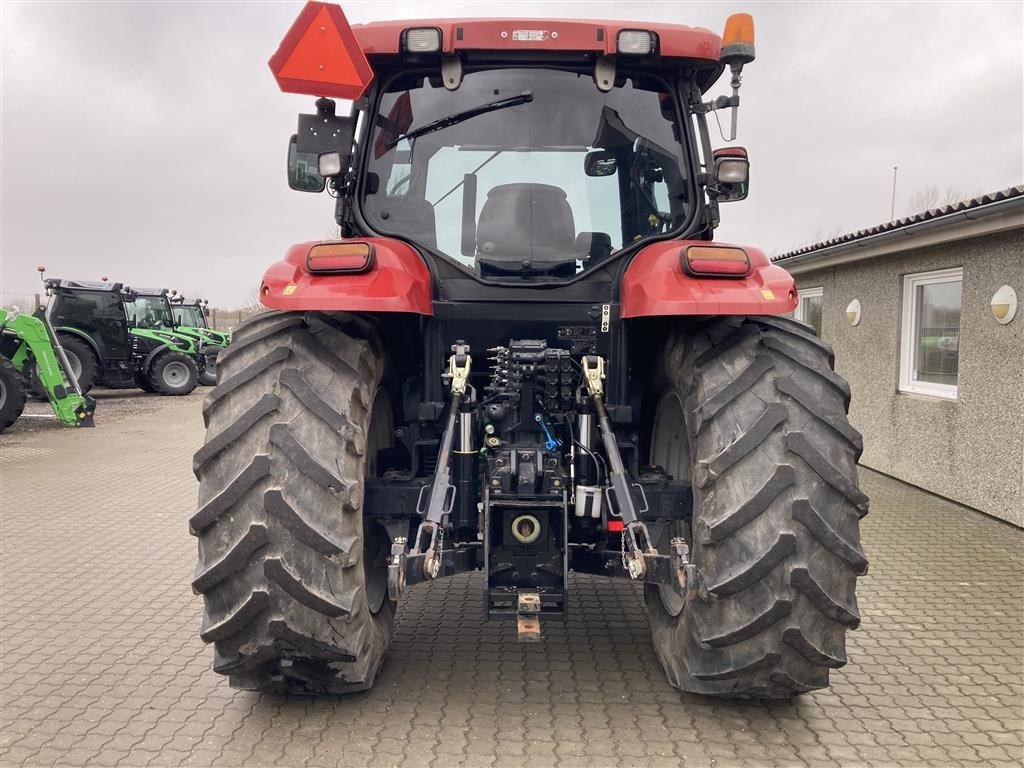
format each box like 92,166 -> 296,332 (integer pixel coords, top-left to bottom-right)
306,242 -> 375,274
617,30 -> 655,55
403,27 -> 441,53
607,519 -> 625,532
683,246 -> 751,277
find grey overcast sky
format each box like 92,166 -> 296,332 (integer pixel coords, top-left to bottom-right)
2,1 -> 1022,307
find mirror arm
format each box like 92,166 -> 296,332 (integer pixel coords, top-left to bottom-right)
688,79 -> 720,232
332,173 -> 360,236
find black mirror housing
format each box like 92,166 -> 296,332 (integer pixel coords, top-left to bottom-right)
288,99 -> 357,192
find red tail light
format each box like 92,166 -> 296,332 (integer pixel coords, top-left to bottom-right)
607,519 -> 625,532
306,242 -> 375,274
682,245 -> 750,277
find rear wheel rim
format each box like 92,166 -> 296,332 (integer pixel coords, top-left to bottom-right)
162,361 -> 190,388
650,391 -> 689,482
650,391 -> 689,617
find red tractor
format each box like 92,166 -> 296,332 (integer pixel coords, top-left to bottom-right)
192,3 -> 868,699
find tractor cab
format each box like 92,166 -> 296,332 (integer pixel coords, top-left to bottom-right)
129,288 -> 220,386
124,287 -> 176,330
170,297 -> 209,329
44,278 -> 134,367
277,13 -> 755,290
169,295 -> 230,348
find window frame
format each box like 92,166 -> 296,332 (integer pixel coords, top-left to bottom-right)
899,267 -> 963,400
794,286 -> 824,332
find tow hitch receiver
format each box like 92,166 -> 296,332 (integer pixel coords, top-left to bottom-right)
516,592 -> 542,642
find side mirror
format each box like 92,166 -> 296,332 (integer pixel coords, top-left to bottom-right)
584,150 -> 618,177
713,147 -> 749,202
287,135 -> 326,193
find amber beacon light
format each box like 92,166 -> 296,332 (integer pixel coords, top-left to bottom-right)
721,13 -> 755,62
718,13 -> 755,141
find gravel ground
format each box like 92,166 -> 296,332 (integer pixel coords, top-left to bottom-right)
1,390 -> 1022,768
0,387 -> 209,440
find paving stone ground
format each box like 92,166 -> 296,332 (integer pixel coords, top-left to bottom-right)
1,390 -> 1022,768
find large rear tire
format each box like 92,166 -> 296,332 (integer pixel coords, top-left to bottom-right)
191,311 -> 395,694
55,335 -> 97,393
134,370 -> 156,393
198,354 -> 218,387
148,351 -> 198,396
0,357 -> 27,433
645,316 -> 868,698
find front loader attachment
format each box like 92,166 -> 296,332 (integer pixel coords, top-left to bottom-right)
0,307 -> 96,428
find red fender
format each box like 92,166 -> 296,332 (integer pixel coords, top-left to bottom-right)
260,238 -> 433,315
621,241 -> 797,318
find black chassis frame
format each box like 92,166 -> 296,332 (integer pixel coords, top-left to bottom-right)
311,53 -> 727,597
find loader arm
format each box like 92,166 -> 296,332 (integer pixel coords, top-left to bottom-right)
0,309 -> 95,427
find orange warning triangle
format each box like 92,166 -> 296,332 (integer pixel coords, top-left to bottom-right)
269,2 -> 373,100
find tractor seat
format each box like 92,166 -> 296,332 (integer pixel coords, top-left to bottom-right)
476,184 -> 575,274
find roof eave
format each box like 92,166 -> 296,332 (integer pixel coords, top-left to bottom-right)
777,194 -> 1024,275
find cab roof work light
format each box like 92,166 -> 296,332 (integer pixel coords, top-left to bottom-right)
269,1 -> 374,100
403,27 -> 442,53
617,30 -> 656,55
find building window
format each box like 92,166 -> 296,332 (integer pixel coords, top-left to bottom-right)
899,268 -> 963,399
795,287 -> 824,336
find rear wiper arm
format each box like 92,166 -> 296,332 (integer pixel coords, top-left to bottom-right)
386,91 -> 533,149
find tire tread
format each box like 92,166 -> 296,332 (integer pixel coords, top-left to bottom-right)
192,310 -> 392,695
645,316 -> 868,698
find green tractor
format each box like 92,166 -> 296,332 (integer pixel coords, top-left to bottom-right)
41,273 -> 200,396
127,288 -> 220,387
169,295 -> 228,344
0,306 -> 96,433
168,293 -> 230,385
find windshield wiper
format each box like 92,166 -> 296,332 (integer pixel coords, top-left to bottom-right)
386,91 -> 533,149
